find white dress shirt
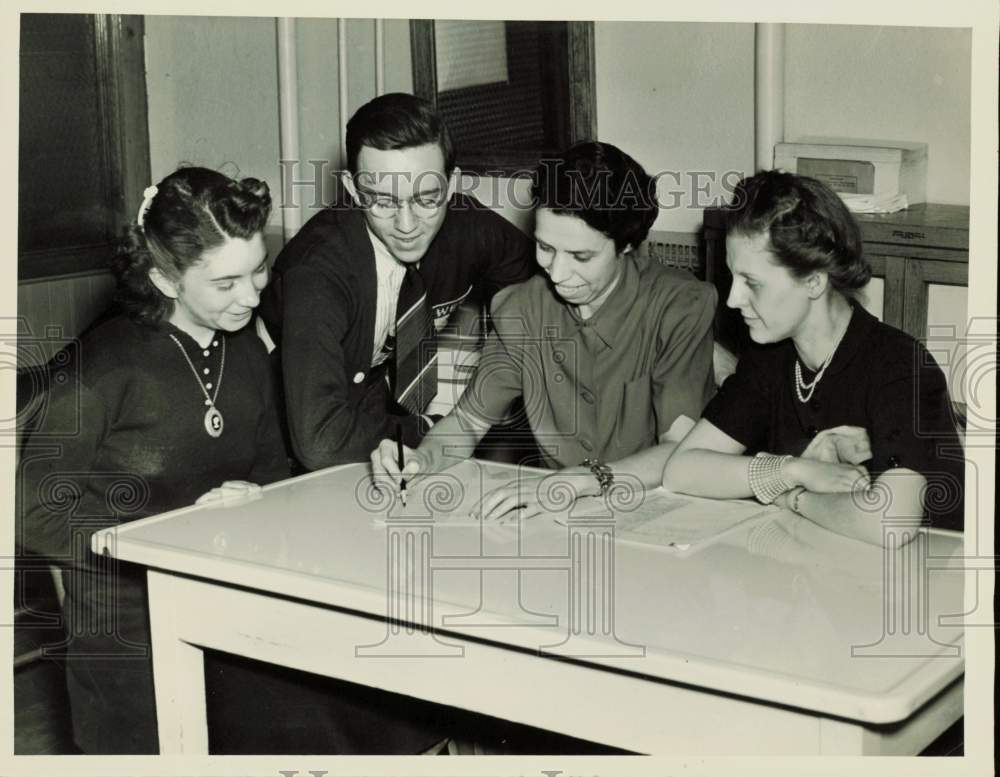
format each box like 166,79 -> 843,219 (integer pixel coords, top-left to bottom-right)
368,227 -> 407,368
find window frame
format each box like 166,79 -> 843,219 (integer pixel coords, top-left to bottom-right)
409,19 -> 597,175
18,14 -> 150,281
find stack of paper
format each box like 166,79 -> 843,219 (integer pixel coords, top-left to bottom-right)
839,192 -> 909,214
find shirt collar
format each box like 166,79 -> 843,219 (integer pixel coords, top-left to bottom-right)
149,320 -> 222,351
562,253 -> 642,350
366,226 -> 408,280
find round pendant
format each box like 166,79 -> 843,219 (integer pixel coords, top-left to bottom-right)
204,406 -> 224,438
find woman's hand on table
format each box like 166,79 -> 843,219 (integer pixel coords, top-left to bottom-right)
784,457 -> 870,494
473,475 -> 548,522
473,468 -> 598,523
195,480 -> 262,505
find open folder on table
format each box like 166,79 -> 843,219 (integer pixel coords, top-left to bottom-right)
568,489 -> 775,554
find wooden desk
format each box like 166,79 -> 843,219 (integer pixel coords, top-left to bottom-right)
92,460 -> 964,755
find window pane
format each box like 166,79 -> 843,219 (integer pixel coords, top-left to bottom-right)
435,20 -> 508,92
19,14 -> 111,254
434,21 -> 569,154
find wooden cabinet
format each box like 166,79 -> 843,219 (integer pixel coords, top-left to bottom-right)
703,203 -> 970,406
853,204 -> 969,337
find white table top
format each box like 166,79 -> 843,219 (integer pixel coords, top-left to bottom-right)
93,459 -> 964,726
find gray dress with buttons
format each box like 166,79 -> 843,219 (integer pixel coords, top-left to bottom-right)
457,253 -> 717,468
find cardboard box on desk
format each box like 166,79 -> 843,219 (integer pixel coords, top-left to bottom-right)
774,138 -> 927,205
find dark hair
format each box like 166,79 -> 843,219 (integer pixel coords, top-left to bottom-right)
112,166 -> 272,324
345,92 -> 455,176
531,141 -> 658,253
725,170 -> 871,292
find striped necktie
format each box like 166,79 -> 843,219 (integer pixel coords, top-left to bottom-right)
392,266 -> 437,414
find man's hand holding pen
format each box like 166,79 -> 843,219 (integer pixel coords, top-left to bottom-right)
371,434 -> 430,504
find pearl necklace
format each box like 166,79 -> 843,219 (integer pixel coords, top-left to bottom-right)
794,353 -> 834,404
168,334 -> 226,437
794,313 -> 851,404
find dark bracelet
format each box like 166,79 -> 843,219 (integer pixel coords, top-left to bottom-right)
582,458 -> 614,496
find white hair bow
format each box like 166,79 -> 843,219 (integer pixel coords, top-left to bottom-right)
136,185 -> 158,228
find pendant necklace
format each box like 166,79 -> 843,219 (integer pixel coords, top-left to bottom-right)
168,333 -> 226,438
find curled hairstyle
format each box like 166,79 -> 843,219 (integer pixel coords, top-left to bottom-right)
112,167 -> 272,323
345,92 -> 455,176
725,170 -> 871,292
531,142 -> 658,253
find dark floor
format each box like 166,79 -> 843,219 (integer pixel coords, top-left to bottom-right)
14,657 -> 78,754
14,654 -> 965,756
15,647 -> 624,755
12,557 -> 79,755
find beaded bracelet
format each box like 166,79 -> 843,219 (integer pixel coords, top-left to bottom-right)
748,452 -> 793,505
582,458 -> 614,496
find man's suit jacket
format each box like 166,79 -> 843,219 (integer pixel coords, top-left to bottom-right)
259,193 -> 535,469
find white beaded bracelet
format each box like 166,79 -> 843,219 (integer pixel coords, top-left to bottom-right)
748,452 -> 793,505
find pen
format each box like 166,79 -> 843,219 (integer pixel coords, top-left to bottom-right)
395,422 -> 407,507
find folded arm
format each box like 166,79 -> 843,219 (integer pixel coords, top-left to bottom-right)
662,418 -> 917,547
776,469 -> 926,546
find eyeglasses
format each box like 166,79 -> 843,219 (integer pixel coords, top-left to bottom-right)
355,186 -> 449,219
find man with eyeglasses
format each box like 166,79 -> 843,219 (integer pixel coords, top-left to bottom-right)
238,94 -> 533,755
259,92 -> 534,472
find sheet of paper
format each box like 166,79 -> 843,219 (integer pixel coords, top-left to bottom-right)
373,465 -> 772,553
565,489 -> 774,552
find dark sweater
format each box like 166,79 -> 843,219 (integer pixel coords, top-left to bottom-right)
18,315 -> 290,570
258,193 -> 535,469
